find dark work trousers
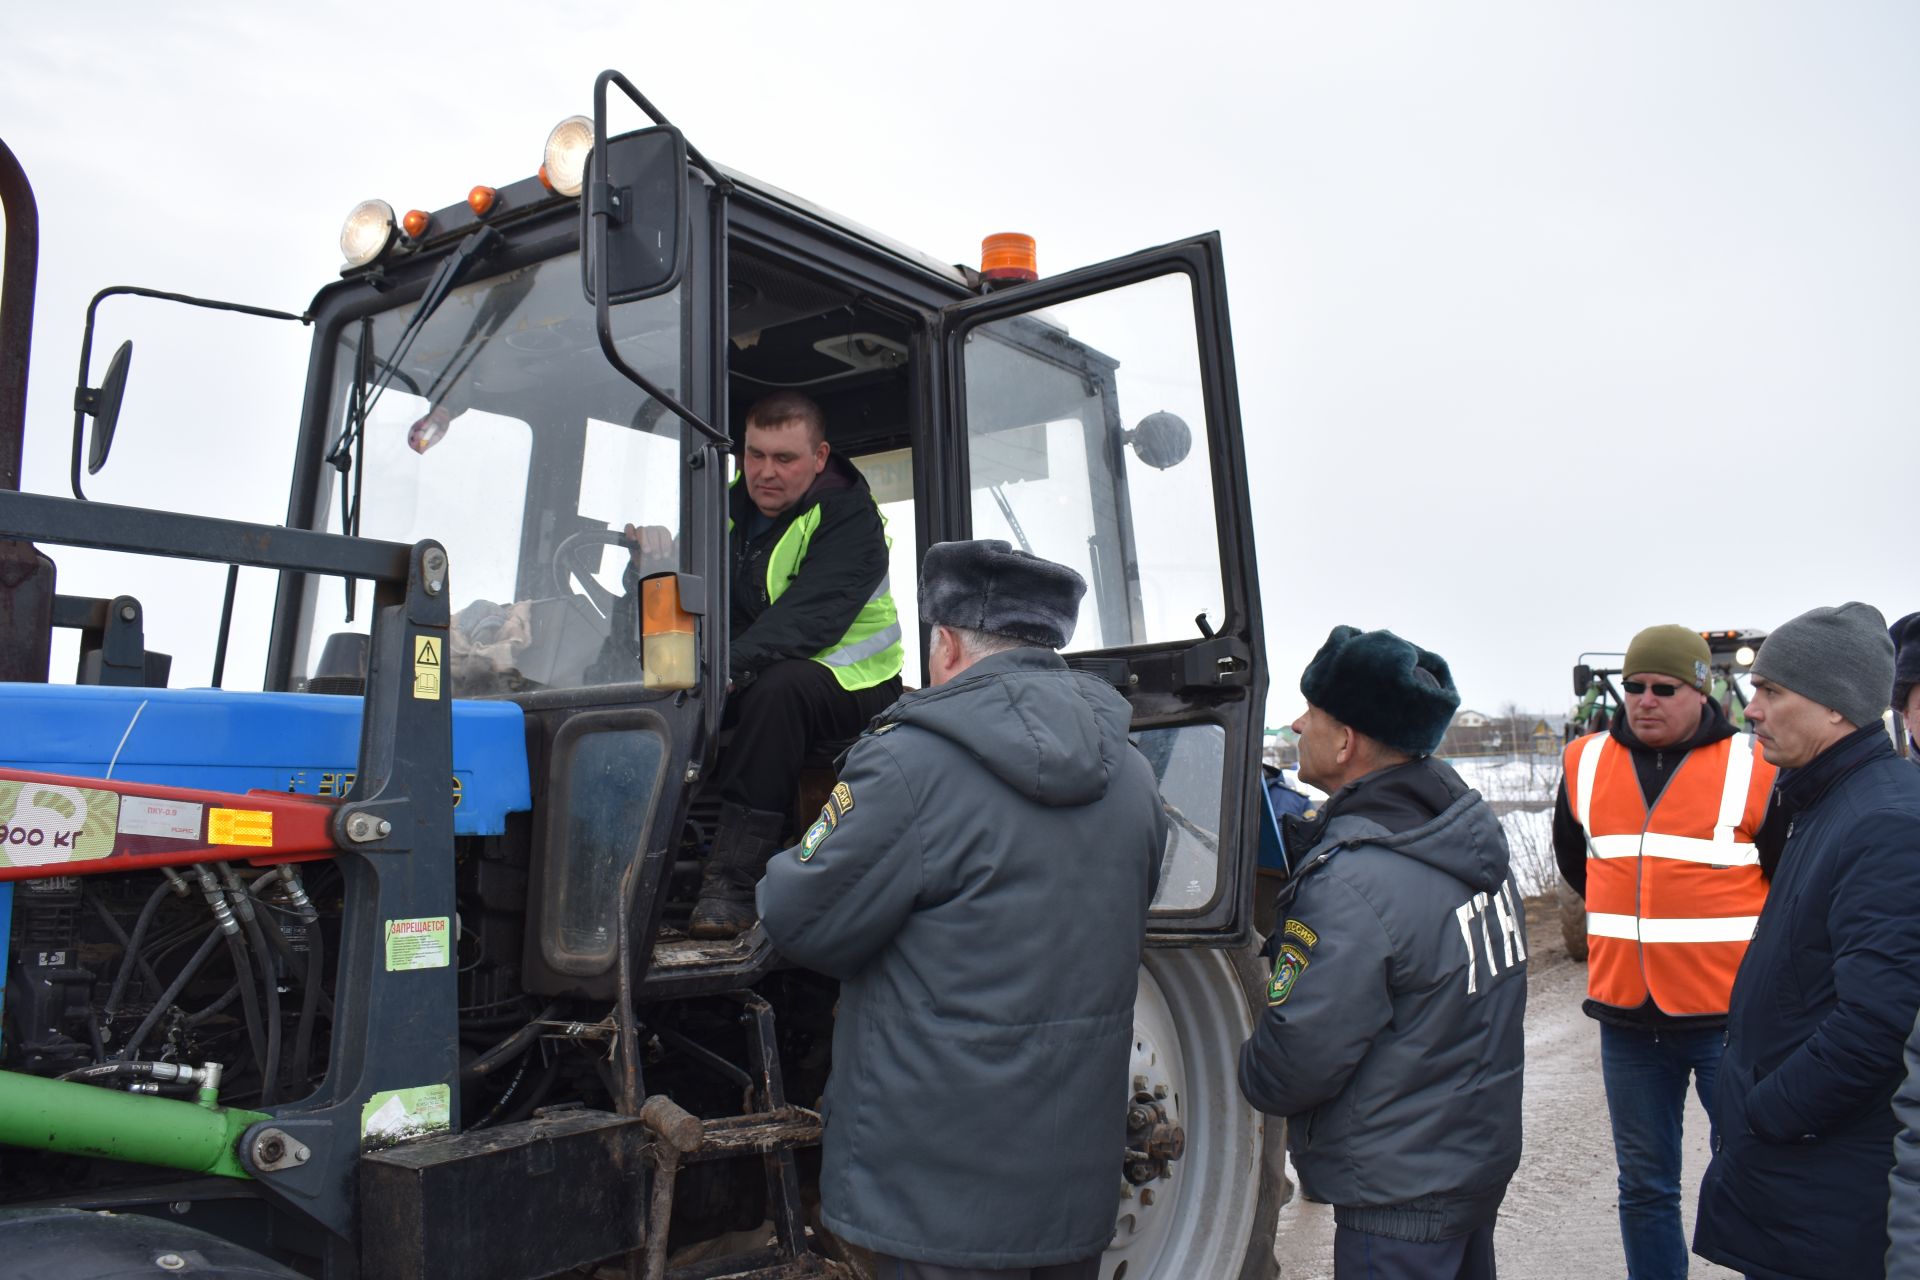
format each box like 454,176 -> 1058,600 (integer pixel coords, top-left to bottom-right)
711,658 -> 901,815
1332,1222 -> 1496,1280
873,1254 -> 1101,1280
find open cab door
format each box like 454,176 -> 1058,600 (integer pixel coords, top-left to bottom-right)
936,234 -> 1266,943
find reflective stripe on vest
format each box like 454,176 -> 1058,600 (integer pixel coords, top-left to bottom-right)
1563,731 -> 1774,1016
764,502 -> 903,691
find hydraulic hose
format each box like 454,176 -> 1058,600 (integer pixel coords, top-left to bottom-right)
224,932 -> 268,1092
462,1003 -> 560,1081
222,866 -> 282,1106
101,880 -> 173,1020
186,986 -> 241,1026
289,912 -> 324,1090
115,927 -> 221,1062
251,896 -> 335,1017
497,1045 -> 563,1127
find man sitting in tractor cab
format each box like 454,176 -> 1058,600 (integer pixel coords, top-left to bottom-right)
628,391 -> 903,938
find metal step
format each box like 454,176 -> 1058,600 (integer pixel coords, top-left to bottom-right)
642,925 -> 780,998
664,1246 -> 852,1279
684,1107 -> 823,1163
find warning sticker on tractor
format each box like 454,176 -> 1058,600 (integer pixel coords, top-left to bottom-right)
385,916 -> 451,971
362,1084 -> 451,1149
413,634 -> 442,700
0,781 -> 118,868
119,797 -> 204,841
208,807 -> 274,848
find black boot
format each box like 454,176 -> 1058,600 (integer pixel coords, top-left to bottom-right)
689,803 -> 787,939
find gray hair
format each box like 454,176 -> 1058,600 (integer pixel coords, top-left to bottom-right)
945,625 -> 1040,662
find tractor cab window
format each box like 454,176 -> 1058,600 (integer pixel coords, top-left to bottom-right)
300,251 -> 685,697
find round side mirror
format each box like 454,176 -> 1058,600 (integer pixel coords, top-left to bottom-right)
86,340 -> 134,476
1124,410 -> 1192,470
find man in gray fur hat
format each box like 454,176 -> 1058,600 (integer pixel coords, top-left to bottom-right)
758,540 -> 1168,1280
1693,602 -> 1920,1279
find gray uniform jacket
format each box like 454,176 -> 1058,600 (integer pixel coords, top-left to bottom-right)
1238,758 -> 1527,1242
1892,1007 -> 1920,1278
758,646 -> 1167,1268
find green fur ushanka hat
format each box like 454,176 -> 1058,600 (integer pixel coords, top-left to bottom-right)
1300,625 -> 1461,757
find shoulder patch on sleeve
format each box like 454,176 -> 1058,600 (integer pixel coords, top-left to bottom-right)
1267,943 -> 1310,1005
831,782 -> 854,819
1283,918 -> 1318,949
797,812 -> 834,862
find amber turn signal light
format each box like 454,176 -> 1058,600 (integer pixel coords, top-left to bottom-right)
468,186 -> 497,216
402,209 -> 431,239
641,575 -> 697,691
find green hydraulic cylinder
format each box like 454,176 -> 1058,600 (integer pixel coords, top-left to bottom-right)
0,1069 -> 269,1179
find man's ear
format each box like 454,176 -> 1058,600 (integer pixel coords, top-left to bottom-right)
1334,723 -> 1358,767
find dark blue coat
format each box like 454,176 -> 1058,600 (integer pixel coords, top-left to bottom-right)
1693,727 -> 1920,1280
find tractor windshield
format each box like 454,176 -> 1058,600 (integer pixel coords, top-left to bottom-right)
299,249 -> 686,696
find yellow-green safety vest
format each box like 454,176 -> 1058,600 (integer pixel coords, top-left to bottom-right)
758,501 -> 903,692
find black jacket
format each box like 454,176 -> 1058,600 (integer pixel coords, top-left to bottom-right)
1693,725 -> 1920,1279
1239,758 -> 1527,1242
727,454 -> 889,685
757,648 -> 1166,1267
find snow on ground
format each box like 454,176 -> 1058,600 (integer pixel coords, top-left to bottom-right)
1446,754 -> 1562,896
1276,754 -> 1566,895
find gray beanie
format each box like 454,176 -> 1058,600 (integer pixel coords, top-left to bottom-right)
1750,602 -> 1894,728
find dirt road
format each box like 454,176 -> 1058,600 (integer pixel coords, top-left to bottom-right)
1270,903 -> 1739,1278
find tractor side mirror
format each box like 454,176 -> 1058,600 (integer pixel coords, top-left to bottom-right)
581,125 -> 688,306
1125,410 -> 1193,470
80,339 -> 134,476
1572,663 -> 1593,698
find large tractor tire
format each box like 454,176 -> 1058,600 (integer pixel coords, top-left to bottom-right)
0,1207 -> 305,1278
1102,947 -> 1285,1280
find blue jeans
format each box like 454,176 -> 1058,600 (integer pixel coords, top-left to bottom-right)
1598,1022 -> 1723,1280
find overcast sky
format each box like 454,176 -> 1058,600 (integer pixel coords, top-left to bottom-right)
4,2 -> 1915,727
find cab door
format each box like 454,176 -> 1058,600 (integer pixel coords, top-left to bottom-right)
933,235 -> 1265,941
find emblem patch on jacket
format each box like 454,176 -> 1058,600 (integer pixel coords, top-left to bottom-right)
1268,943 -> 1310,1004
798,809 -> 834,862
831,782 -> 854,819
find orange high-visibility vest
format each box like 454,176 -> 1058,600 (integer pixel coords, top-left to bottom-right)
1563,731 -> 1775,1016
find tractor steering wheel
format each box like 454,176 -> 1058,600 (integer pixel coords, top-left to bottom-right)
551,528 -> 633,620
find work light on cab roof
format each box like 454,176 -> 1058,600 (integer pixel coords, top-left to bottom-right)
541,115 -> 594,197
339,199 -> 398,269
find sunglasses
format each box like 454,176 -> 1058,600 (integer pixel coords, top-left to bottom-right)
1623,680 -> 1685,697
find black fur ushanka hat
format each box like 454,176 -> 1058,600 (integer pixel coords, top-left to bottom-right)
1300,625 -> 1461,757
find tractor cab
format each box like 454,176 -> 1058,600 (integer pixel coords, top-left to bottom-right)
271,94 -> 1267,997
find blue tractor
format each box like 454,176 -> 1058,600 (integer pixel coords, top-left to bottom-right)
0,73 -> 1281,1280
